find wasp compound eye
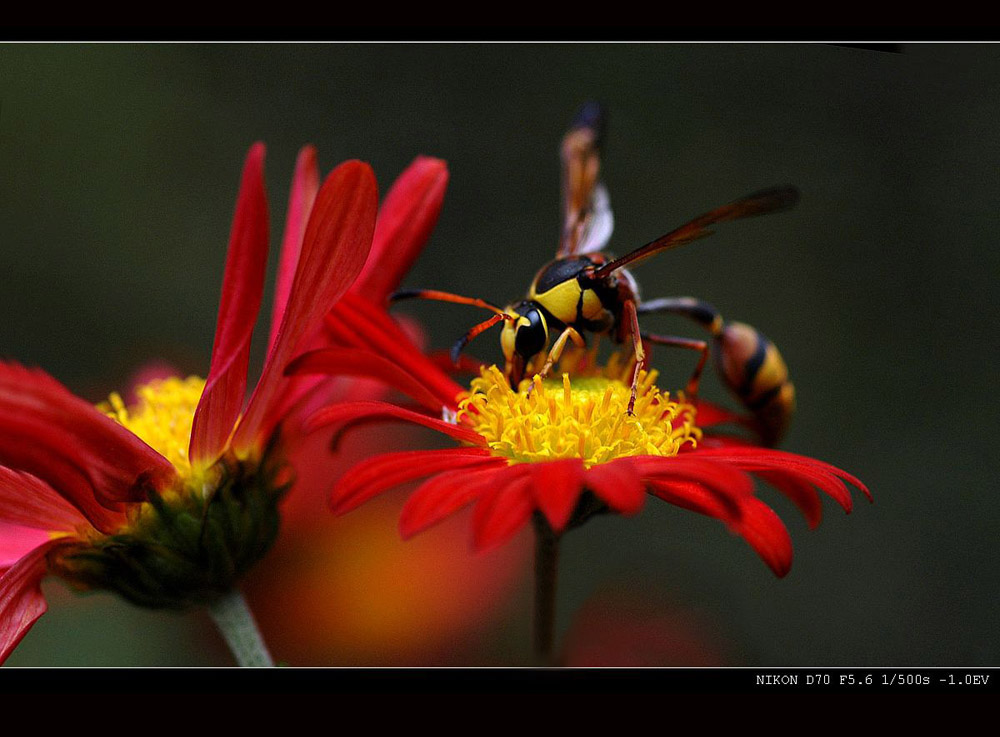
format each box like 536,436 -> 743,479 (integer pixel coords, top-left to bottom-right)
514,308 -> 548,360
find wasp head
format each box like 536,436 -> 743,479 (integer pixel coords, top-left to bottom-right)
500,301 -> 549,387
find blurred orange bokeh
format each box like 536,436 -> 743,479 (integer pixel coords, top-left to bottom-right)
246,423 -> 531,665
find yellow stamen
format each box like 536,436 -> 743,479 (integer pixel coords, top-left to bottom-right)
457,351 -> 701,468
99,376 -> 206,478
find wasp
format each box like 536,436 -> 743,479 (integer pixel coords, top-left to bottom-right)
392,103 -> 798,446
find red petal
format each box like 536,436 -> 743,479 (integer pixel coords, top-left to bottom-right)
0,363 -> 173,533
0,523 -> 52,569
0,538 -> 70,664
0,467 -> 89,532
472,469 -> 533,551
327,293 -> 464,410
693,446 -> 870,511
234,160 -> 378,455
286,348 -> 448,414
331,447 -> 497,515
190,143 -> 271,465
354,156 -> 449,302
646,479 -> 738,522
305,400 -> 486,447
268,145 -> 320,353
729,497 -> 794,578
636,456 -> 755,502
692,399 -> 750,429
585,459 -> 645,515
754,469 -> 823,529
399,463 -> 508,539
530,459 -> 584,533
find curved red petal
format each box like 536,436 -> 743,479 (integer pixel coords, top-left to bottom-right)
331,447 -> 497,515
530,459 -> 585,533
0,363 -> 172,533
703,447 -> 873,501
0,523 -> 52,569
327,293 -> 464,410
354,156 -> 449,302
268,145 -> 320,354
190,143 -> 271,465
235,160 -> 379,455
692,446 -> 870,510
585,458 -> 645,515
399,463 -> 509,539
646,479 -> 738,522
692,399 -> 750,429
635,456 -> 755,502
0,467 -> 89,532
0,538 -> 72,664
305,400 -> 486,447
472,469 -> 533,552
729,497 -> 794,578
286,348 -> 447,414
754,469 -> 823,529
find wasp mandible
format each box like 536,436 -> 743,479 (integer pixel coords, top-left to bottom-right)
392,103 -> 798,446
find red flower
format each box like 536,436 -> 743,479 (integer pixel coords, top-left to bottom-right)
0,144 -> 407,663
290,295 -> 870,580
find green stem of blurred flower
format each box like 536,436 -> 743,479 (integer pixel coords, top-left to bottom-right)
533,515 -> 559,666
207,588 -> 274,667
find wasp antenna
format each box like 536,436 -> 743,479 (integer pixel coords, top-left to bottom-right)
388,288 -> 506,316
389,288 -> 424,303
450,313 -> 509,365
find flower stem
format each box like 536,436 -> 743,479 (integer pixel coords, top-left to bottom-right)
532,515 -> 560,666
207,588 -> 274,667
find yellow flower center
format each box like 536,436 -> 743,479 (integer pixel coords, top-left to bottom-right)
100,376 -> 206,477
457,357 -> 701,468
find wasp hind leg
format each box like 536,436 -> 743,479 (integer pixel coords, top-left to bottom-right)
640,333 -> 710,400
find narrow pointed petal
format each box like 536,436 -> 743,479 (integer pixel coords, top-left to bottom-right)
0,467 -> 89,532
190,143 -> 270,465
305,401 -> 486,446
585,458 -> 645,515
400,463 -> 509,539
729,497 -> 793,577
332,447 -> 497,515
473,470 -> 533,552
269,145 -> 320,352
354,156 -> 449,302
0,363 -> 173,533
646,479 -> 739,523
0,538 -> 71,664
529,459 -> 585,533
235,160 -> 378,455
326,293 -> 465,410
286,348 -> 448,414
755,469 -> 823,529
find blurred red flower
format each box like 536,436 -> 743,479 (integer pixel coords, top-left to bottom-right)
0,144 -> 381,663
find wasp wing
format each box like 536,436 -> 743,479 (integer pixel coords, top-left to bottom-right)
558,102 -> 613,257
593,186 -> 799,278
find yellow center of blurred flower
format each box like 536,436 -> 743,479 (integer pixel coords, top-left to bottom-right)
457,359 -> 701,468
100,376 -> 206,477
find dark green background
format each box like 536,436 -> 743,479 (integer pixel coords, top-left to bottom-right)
1,43 -> 995,665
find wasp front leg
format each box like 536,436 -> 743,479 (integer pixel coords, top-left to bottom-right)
622,299 -> 646,415
536,326 -> 586,381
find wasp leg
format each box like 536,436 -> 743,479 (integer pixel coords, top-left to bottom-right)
623,299 -> 646,415
635,296 -> 723,336
640,332 -> 710,399
537,326 -> 586,380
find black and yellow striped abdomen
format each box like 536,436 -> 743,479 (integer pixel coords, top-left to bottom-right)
713,321 -> 796,446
